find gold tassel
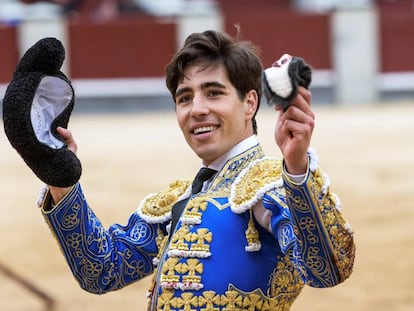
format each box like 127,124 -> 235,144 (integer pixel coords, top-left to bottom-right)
245,209 -> 261,252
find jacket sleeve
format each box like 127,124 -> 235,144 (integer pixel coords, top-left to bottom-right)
263,149 -> 355,288
39,183 -> 160,294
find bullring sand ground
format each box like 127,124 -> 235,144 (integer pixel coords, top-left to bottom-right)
0,102 -> 413,311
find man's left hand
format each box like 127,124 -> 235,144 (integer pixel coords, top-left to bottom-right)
275,87 -> 315,175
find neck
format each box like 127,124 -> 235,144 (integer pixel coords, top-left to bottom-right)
203,135 -> 258,170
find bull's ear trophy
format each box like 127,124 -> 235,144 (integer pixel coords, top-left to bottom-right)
2,37 -> 81,187
262,53 -> 312,111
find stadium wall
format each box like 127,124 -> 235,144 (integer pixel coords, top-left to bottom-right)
0,3 -> 413,103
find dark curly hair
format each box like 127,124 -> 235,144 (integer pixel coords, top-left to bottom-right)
165,29 -> 263,134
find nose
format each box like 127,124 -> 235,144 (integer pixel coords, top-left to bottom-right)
190,93 -> 209,117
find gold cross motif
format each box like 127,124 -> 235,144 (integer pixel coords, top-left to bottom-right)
170,226 -> 193,252
185,197 -> 209,219
190,228 -> 212,253
181,258 -> 203,285
161,257 -> 181,284
221,290 -> 242,310
199,291 -> 221,311
171,292 -> 199,311
157,290 -> 175,310
241,293 -> 262,311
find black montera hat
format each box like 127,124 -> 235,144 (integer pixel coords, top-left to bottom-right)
262,54 -> 312,111
2,37 -> 81,187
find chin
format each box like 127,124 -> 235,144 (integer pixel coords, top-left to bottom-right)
194,149 -> 216,164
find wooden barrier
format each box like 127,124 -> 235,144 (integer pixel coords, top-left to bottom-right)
379,9 -> 414,72
0,25 -> 18,83
220,7 -> 331,70
68,16 -> 176,78
1,4 -> 413,94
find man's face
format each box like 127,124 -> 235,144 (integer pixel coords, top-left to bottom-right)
175,64 -> 257,165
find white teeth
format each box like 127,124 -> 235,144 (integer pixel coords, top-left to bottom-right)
193,126 -> 216,134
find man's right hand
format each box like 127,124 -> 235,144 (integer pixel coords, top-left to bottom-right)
48,127 -> 78,204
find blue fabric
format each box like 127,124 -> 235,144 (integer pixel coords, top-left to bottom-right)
42,145 -> 354,310
46,183 -> 159,293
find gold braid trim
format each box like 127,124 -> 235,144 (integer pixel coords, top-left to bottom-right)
228,157 -> 283,253
230,157 -> 283,214
156,282 -> 300,311
269,251 -> 304,308
305,166 -> 355,283
137,180 -> 191,224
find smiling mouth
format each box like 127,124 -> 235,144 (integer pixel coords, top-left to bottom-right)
193,125 -> 218,135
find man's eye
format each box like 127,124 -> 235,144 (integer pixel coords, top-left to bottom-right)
177,95 -> 191,104
207,90 -> 222,97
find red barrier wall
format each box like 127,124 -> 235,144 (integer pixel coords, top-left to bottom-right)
379,8 -> 414,72
1,4 -> 414,84
68,16 -> 176,78
221,8 -> 331,70
217,0 -> 290,9
0,25 -> 19,83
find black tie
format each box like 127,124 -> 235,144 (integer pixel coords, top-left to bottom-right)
170,168 -> 217,234
190,167 -> 217,195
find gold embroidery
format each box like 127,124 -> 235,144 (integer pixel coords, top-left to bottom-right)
208,145 -> 265,196
181,258 -> 204,289
199,291 -> 221,311
269,253 -> 304,308
183,197 -> 209,224
245,209 -> 261,252
190,228 -> 212,253
221,290 -> 243,310
139,180 -> 191,223
155,225 -> 166,249
241,292 -> 263,310
230,158 -> 283,213
227,158 -> 284,253
168,226 -> 213,259
157,290 -> 175,310
171,292 -> 199,310
153,225 -> 168,265
157,283 -> 303,311
62,203 -> 81,229
306,167 -> 355,282
170,226 -> 193,253
155,281 -> 302,310
161,257 -> 181,288
150,145 -> 315,310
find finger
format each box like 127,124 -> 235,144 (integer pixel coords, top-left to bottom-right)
277,102 -> 315,144
290,89 -> 312,114
280,102 -> 315,128
56,127 -> 78,154
297,86 -> 312,105
273,87 -> 312,114
56,127 -> 73,143
281,116 -> 314,137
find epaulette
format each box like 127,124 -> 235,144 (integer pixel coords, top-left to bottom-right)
230,157 -> 284,214
137,180 -> 191,224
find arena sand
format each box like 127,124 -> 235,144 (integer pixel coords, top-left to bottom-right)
0,103 -> 413,311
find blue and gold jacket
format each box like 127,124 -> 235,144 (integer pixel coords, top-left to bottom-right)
40,144 -> 355,311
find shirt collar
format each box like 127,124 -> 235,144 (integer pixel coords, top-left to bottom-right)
205,135 -> 259,172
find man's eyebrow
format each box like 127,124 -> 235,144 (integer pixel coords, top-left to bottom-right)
175,87 -> 191,99
201,81 -> 227,90
175,81 -> 227,98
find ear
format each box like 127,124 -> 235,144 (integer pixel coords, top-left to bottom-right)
244,89 -> 259,120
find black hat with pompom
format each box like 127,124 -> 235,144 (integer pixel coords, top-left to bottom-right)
2,37 -> 81,187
